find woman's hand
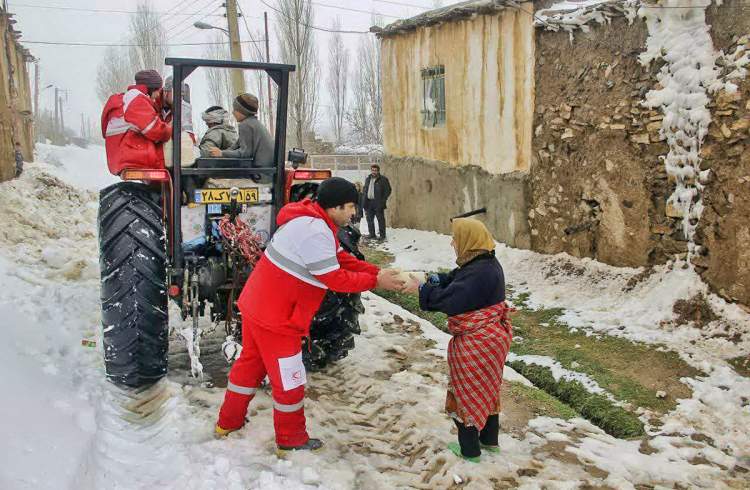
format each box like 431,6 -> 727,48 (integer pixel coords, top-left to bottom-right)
208,147 -> 222,157
402,274 -> 422,294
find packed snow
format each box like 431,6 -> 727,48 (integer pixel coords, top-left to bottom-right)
332,144 -> 384,155
1,145 -> 748,489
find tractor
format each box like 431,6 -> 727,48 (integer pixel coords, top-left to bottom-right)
98,58 -> 364,388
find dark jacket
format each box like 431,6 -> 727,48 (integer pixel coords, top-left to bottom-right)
419,252 -> 505,317
221,115 -> 274,167
353,190 -> 364,222
362,174 -> 392,210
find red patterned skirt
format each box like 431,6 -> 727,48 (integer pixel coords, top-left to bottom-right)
445,302 -> 513,429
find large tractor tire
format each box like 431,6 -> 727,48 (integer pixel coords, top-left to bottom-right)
98,182 -> 168,387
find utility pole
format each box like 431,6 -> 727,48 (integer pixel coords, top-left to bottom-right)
58,93 -> 65,143
33,62 -> 40,141
53,87 -> 59,144
225,0 -> 245,95
80,113 -> 85,138
264,11 -> 274,135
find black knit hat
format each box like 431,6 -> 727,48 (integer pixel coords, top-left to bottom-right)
316,177 -> 358,209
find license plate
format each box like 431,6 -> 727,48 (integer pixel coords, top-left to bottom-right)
206,204 -> 223,214
194,188 -> 259,204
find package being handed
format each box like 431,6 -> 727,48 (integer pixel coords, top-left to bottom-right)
393,269 -> 427,286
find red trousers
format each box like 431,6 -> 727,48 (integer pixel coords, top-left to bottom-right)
217,319 -> 309,447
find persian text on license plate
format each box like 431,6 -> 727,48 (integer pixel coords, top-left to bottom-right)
195,188 -> 259,204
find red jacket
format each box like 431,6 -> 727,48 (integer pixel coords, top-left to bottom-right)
238,199 -> 379,337
101,84 -> 172,175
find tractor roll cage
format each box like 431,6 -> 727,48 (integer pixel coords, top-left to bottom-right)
166,57 -> 295,272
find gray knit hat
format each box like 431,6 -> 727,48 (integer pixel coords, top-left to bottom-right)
134,69 -> 163,90
233,93 -> 259,117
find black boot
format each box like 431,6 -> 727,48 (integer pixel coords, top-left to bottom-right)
277,438 -> 324,453
479,414 -> 500,453
453,418 -> 481,459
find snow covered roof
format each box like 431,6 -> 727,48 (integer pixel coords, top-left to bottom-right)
372,0 -> 521,38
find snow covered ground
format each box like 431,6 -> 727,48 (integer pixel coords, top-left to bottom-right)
1,144 -> 748,489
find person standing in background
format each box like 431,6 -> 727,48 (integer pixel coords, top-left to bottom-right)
362,164 -> 391,241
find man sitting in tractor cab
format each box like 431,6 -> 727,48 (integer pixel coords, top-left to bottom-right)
101,69 -> 172,176
199,106 -> 238,156
208,94 -> 274,182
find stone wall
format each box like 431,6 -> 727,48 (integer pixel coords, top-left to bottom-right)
529,1 -> 750,303
528,15 -> 678,267
693,1 -> 750,304
382,155 -> 531,249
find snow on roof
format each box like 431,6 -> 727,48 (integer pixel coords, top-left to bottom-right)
534,0 -> 637,36
372,0 -> 521,38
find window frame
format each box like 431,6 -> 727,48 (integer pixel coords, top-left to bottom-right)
420,65 -> 446,128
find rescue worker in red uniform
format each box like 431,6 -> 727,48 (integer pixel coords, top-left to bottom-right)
101,69 -> 172,175
216,177 -> 406,451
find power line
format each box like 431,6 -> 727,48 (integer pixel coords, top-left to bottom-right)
167,1 -> 224,41
164,0 -> 219,36
22,39 -> 267,47
371,0 -> 431,10
311,1 -> 400,19
237,1 -> 268,61
260,0 -> 370,34
6,2 -> 226,16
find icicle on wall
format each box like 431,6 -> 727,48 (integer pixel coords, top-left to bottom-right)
638,0 -> 721,260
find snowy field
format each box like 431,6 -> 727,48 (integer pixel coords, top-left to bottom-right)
0,144 -> 748,489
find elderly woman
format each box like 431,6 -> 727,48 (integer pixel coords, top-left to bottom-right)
406,218 -> 512,462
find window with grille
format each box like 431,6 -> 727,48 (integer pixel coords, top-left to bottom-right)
421,65 -> 445,128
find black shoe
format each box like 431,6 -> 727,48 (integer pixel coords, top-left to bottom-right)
277,438 -> 324,453
377,236 -> 386,242
367,235 -> 376,240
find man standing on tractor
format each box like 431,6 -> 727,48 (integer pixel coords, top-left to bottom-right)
215,177 -> 406,452
101,69 -> 172,175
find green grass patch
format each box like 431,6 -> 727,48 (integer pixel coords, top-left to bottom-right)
728,356 -> 750,378
506,381 -> 578,420
361,246 -> 394,268
510,305 -> 700,413
508,361 -> 645,439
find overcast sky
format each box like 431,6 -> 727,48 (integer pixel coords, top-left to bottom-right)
10,0 -> 443,139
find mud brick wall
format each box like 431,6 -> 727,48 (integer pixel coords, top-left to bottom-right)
382,155 -> 531,249
0,11 -> 34,182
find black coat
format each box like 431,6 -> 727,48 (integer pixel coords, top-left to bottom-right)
419,252 -> 505,317
362,175 -> 392,210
